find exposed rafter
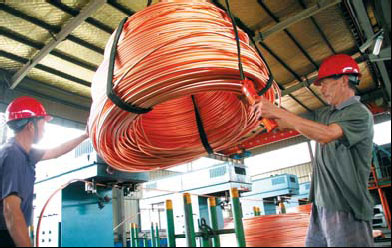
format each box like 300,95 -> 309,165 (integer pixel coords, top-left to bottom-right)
9,0 -> 106,89
47,0 -> 114,34
211,0 -> 313,112
0,27 -> 98,72
255,0 -> 342,41
0,50 -> 91,87
0,4 -> 104,54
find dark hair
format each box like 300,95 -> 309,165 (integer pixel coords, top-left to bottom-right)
7,119 -> 31,133
7,117 -> 44,133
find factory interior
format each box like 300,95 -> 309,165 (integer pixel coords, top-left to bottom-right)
0,0 -> 391,247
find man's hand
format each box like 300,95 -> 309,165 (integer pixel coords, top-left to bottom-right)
3,195 -> 31,247
254,98 -> 284,120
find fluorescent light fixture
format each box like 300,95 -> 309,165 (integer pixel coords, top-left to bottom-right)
373,33 -> 384,56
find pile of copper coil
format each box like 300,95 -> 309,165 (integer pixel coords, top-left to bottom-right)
88,0 -> 280,172
244,212 -> 311,247
286,204 -> 312,215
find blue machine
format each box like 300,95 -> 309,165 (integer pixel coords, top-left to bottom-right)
286,182 -> 311,209
34,141 -> 148,247
240,174 -> 299,217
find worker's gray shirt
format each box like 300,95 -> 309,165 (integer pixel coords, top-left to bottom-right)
305,96 -> 374,221
0,138 -> 43,230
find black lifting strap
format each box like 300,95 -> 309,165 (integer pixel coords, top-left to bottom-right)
107,17 -> 153,115
191,95 -> 214,155
225,0 -> 274,97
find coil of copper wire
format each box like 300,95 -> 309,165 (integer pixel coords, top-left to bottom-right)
244,213 -> 311,247
88,0 -> 280,172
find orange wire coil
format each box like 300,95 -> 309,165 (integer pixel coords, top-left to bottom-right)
88,0 -> 280,172
244,212 -> 311,247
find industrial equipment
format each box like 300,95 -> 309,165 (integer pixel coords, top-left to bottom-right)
139,162 -> 251,246
241,174 -> 299,217
33,141 -> 148,247
287,182 -> 311,209
133,189 -> 247,248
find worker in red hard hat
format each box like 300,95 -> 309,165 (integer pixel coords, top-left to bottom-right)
256,54 -> 374,247
0,96 -> 89,247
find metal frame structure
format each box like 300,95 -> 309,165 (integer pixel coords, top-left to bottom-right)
347,0 -> 391,105
131,188 -> 247,248
370,146 -> 391,230
9,0 -> 106,89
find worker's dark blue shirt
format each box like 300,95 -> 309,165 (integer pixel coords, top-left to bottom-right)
0,138 -> 43,230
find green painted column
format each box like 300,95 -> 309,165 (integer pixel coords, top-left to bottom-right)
155,223 -> 160,247
253,207 -> 261,217
208,198 -> 221,247
166,200 -> 176,247
151,223 -> 156,247
130,223 -> 136,247
184,193 -> 197,247
143,234 -> 149,248
231,188 -> 246,247
201,234 -> 211,247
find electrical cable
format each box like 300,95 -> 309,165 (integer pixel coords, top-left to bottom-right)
88,0 -> 280,172
113,212 -> 142,231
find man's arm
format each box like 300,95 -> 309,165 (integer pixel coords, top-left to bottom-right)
257,99 -> 344,144
277,110 -> 343,144
41,133 -> 89,161
3,195 -> 31,247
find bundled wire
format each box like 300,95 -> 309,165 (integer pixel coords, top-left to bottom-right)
244,213 -> 311,247
88,0 -> 280,172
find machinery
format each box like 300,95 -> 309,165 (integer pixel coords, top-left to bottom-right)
240,174 -> 299,217
139,162 -> 252,247
33,141 -> 148,247
287,182 -> 311,209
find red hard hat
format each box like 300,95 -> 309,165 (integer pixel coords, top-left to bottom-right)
315,54 -> 361,86
6,96 -> 53,123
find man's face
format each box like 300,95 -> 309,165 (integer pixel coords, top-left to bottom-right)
319,76 -> 344,106
29,118 -> 46,144
36,118 -> 46,142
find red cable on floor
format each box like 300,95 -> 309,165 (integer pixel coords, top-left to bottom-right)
88,0 -> 280,172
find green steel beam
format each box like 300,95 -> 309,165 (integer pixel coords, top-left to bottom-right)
184,193 -> 197,247
131,224 -> 136,247
231,188 -> 246,247
166,200 -> 176,247
155,224 -> 160,247
209,198 -> 221,247
151,223 -> 157,247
